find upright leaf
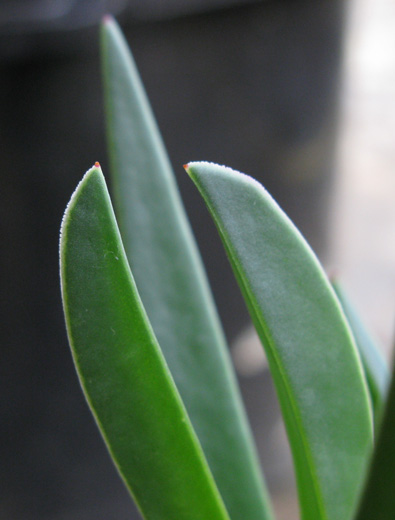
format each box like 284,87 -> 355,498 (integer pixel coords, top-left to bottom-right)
60,164 -> 230,520
354,356 -> 395,520
186,161 -> 373,520
101,17 -> 273,520
332,280 -> 389,423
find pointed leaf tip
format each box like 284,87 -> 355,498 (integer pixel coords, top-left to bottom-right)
102,14 -> 114,25
94,161 -> 101,168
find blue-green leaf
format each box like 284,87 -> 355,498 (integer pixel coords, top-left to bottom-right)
186,161 -> 373,520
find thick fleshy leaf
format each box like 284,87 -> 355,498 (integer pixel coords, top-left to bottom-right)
354,357 -> 395,520
101,17 -> 273,520
332,280 -> 389,423
60,165 -> 230,520
186,161 -> 373,520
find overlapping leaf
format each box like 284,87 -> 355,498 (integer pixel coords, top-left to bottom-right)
101,18 -> 273,520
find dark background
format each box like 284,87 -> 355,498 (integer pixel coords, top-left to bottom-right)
0,1 -> 344,518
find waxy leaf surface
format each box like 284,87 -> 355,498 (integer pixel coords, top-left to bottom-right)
60,165 -> 230,520
101,17 -> 273,520
187,161 -> 373,520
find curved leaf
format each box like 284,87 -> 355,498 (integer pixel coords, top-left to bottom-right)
332,280 -> 389,424
354,357 -> 395,520
186,161 -> 373,520
101,17 -> 273,520
60,164 -> 230,520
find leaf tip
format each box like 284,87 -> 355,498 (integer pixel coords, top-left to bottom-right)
102,14 -> 114,25
94,161 -> 101,169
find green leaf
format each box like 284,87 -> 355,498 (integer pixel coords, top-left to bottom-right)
60,165 -> 230,520
354,357 -> 395,520
331,280 -> 389,424
101,17 -> 273,520
186,161 -> 374,520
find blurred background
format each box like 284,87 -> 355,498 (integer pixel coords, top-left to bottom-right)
0,1 -> 393,519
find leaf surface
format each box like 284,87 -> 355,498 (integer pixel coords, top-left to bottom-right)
101,17 -> 273,520
332,280 -> 389,423
354,357 -> 395,520
60,165 -> 230,520
186,161 -> 373,520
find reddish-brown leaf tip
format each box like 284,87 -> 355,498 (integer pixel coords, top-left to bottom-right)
183,164 -> 189,170
94,161 -> 100,168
